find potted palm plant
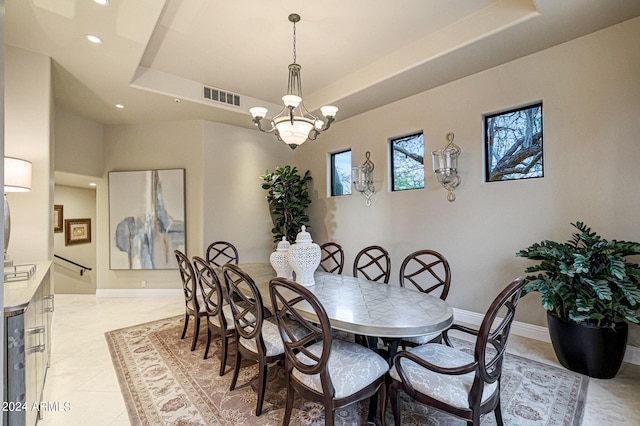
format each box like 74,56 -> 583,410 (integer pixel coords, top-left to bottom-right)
517,221 -> 640,378
261,165 -> 312,245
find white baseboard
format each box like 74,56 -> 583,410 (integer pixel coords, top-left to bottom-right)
453,307 -> 640,366
95,288 -> 183,298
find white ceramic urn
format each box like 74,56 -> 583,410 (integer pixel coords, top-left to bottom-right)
270,236 -> 293,279
287,225 -> 320,287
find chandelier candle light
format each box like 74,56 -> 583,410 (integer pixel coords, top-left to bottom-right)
432,132 -> 461,202
352,151 -> 375,206
249,14 -> 338,149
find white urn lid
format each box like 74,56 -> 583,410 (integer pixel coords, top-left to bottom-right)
276,236 -> 290,252
294,225 -> 313,244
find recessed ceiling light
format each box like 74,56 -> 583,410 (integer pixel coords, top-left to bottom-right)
85,34 -> 103,44
89,182 -> 97,187
92,0 -> 110,5
115,104 -> 124,109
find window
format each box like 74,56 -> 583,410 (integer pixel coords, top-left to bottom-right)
390,132 -> 424,191
484,102 -> 543,182
330,150 -> 352,196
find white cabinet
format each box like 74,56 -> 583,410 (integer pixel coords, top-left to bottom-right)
3,262 -> 53,426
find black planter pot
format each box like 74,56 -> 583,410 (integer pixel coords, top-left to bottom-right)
547,311 -> 628,379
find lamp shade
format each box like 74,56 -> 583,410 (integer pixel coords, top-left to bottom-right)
4,157 -> 32,192
249,107 -> 268,119
320,105 -> 339,118
274,116 -> 314,146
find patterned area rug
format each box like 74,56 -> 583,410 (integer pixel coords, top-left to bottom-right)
106,316 -> 588,425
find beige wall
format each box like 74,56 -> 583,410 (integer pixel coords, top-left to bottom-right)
294,16 -> 640,346
98,120 -> 203,289
53,185 -> 96,293
96,119 -> 294,290
55,108 -> 104,178
202,121 -> 293,261
4,45 -> 53,263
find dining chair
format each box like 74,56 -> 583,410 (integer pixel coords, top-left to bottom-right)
352,245 -> 391,350
399,250 -> 452,347
352,245 -> 391,283
175,250 -> 207,351
222,263 -> 309,416
192,256 -> 235,375
269,277 -> 388,426
386,277 -> 526,426
205,240 -> 239,267
319,242 -> 344,274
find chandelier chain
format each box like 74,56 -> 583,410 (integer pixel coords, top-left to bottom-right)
292,19 -> 297,64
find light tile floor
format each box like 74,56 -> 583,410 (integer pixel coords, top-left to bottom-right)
37,295 -> 640,425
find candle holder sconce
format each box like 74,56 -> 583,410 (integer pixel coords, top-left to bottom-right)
352,151 -> 375,206
432,132 -> 461,202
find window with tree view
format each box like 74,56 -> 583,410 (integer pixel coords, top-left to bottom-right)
330,150 -> 352,196
390,132 -> 424,191
485,103 -> 543,182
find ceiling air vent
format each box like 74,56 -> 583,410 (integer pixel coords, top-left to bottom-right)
203,85 -> 241,107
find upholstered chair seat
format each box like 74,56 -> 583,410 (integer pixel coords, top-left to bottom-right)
239,317 -> 309,357
223,263 -> 306,416
186,293 -> 207,314
208,304 -> 235,331
193,256 -> 236,375
269,277 -> 387,426
389,343 -> 498,408
386,277 -> 526,426
293,339 -> 389,399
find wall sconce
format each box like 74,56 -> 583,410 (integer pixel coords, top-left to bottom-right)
432,132 -> 461,202
352,151 -> 375,206
4,157 -> 33,265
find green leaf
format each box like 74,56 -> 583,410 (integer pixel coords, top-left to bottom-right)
261,165 -> 313,245
517,221 -> 640,326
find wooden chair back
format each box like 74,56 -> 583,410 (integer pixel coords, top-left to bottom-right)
175,249 -> 207,351
192,256 -> 226,324
222,264 -> 265,350
319,242 -> 345,274
175,249 -> 198,311
399,250 -> 451,300
391,277 -> 526,425
206,241 -> 239,267
353,245 -> 391,283
269,277 -> 330,377
475,277 -> 525,385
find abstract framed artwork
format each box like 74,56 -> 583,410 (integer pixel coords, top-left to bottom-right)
484,102 -> 543,182
54,204 -> 64,233
65,218 -> 91,245
108,169 -> 185,270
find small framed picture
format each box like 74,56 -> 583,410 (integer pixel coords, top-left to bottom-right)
54,205 -> 64,233
65,218 -> 92,246
484,102 -> 543,182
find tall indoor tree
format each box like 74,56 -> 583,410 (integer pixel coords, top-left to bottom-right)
261,165 -> 312,244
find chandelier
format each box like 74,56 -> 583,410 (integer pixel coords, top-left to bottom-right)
249,14 -> 338,150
